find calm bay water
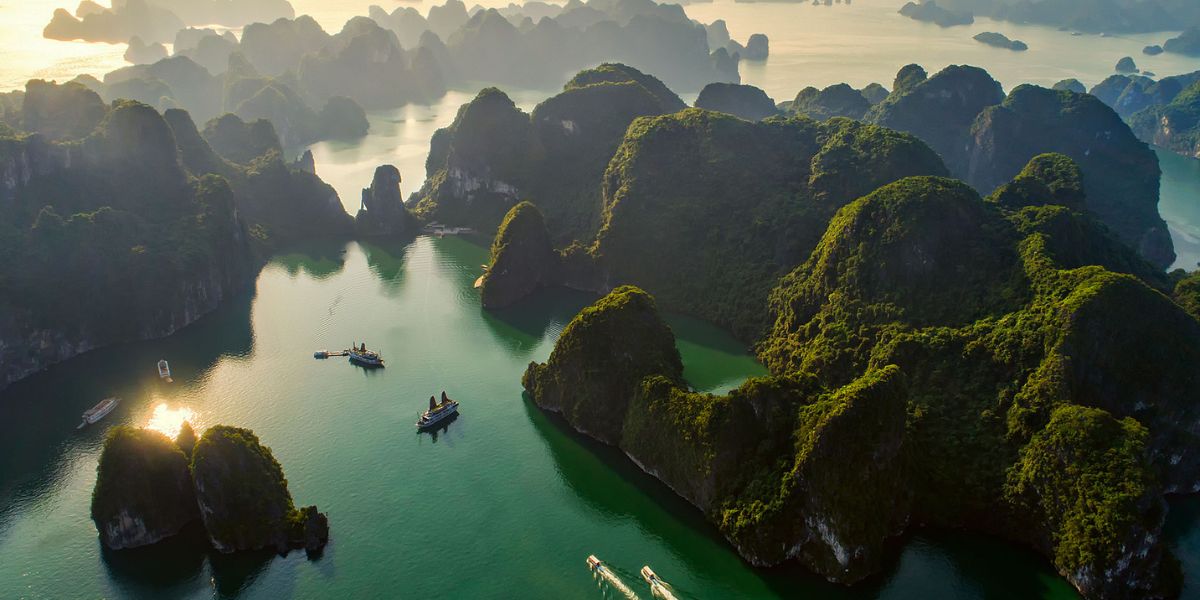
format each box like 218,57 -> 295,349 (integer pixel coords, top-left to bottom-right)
1,0 -> 1200,597
0,237 -> 1089,599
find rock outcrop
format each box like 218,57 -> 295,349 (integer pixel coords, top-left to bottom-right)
898,0 -> 973,26
91,424 -> 329,557
789,84 -> 871,120
356,164 -> 417,237
965,84 -> 1175,269
1129,80 -> 1200,160
694,83 -> 778,121
413,65 -> 685,240
191,426 -> 328,554
91,427 -> 200,549
1163,27 -> 1200,57
523,166 -> 1199,597
480,202 -> 559,308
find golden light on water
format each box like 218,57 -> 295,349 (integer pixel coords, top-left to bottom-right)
145,404 -> 197,439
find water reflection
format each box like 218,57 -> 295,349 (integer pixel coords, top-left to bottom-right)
145,405 -> 197,439
273,241 -> 350,281
0,289 -> 255,534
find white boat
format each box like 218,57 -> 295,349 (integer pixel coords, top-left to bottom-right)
416,392 -> 459,430
78,397 -> 119,429
587,555 -> 603,572
157,359 -> 172,382
348,342 -> 384,367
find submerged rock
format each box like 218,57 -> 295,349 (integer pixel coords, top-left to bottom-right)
91,427 -> 200,550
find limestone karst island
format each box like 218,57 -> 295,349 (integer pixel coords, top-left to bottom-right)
2,0 -> 1200,598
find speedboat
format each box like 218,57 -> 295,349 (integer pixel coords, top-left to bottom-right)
348,343 -> 384,367
641,566 -> 659,585
416,392 -> 459,430
78,397 -> 119,429
587,555 -> 603,572
642,565 -> 671,597
157,359 -> 172,382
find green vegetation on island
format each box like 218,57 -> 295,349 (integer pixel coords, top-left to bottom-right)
522,148 -> 1200,597
91,423 -> 329,556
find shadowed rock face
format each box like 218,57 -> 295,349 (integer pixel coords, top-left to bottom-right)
191,426 -> 328,554
91,424 -> 329,558
694,82 -> 778,121
480,202 -> 559,308
357,164 -> 417,237
965,85 -> 1174,269
869,65 -> 1175,270
91,427 -> 199,550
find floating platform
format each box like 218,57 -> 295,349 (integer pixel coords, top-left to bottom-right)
314,349 -> 350,359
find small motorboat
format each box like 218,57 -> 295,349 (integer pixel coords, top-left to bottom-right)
587,555 -> 603,572
314,349 -> 329,359
348,342 -> 384,368
78,397 -> 119,429
157,359 -> 173,383
416,391 -> 459,430
642,565 -> 672,597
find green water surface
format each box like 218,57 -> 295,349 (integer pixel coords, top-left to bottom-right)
0,236 -> 1188,599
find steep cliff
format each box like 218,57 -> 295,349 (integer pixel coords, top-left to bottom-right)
356,164 -> 417,237
966,85 -> 1174,269
525,165 -> 1200,597
694,83 -> 778,121
593,109 -> 947,339
414,64 -> 684,240
191,425 -> 329,555
91,426 -> 199,549
480,202 -> 559,308
1129,80 -> 1200,160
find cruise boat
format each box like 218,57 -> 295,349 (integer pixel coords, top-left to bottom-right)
157,359 -> 172,382
348,342 -> 384,367
78,397 -> 119,429
416,392 -> 459,430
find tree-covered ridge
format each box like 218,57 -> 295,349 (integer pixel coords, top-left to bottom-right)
1130,79 -> 1200,159
592,110 -> 948,339
0,82 -> 352,390
523,152 -> 1200,597
412,64 -> 687,241
480,201 -> 559,308
867,65 -> 1174,270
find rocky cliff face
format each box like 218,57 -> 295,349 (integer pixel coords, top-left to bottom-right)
91,424 -> 329,557
356,164 -> 417,237
867,65 -> 1175,270
1129,80 -> 1200,160
414,64 -> 685,241
480,201 -> 558,308
191,425 -> 329,554
694,82 -> 778,121
524,165 -> 1199,598
966,85 -> 1174,269
91,427 -> 200,549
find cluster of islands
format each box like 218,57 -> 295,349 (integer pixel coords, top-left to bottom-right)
2,0 -> 1200,597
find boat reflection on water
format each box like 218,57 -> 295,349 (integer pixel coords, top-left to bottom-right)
417,392 -> 460,440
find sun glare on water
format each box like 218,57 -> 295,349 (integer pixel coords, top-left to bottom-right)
145,404 -> 197,439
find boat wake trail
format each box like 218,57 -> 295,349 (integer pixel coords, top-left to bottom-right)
588,556 -> 640,599
595,569 -> 640,600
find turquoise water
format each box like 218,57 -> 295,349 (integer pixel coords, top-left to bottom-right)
1158,148 -> 1200,271
0,236 -> 1094,598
